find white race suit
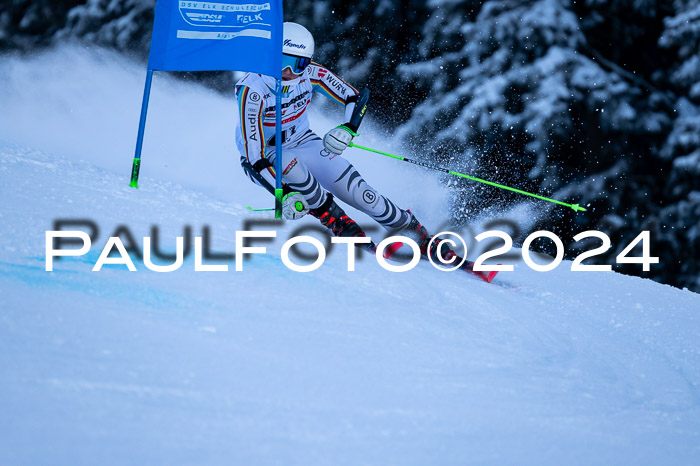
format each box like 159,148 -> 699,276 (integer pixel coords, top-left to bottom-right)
234,63 -> 410,230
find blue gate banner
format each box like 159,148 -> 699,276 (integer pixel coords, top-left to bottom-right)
148,0 -> 282,76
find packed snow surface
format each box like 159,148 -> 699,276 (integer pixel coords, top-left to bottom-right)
1,47 -> 699,465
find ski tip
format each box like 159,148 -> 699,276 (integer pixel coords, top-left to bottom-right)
474,270 -> 499,283
486,270 -> 499,283
384,241 -> 404,260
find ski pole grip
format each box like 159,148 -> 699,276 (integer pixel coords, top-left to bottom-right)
348,88 -> 370,132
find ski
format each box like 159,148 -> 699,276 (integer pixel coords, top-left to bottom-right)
452,255 -> 499,283
380,241 -> 499,283
361,238 -> 402,260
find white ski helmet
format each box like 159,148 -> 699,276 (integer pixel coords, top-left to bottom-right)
282,22 -> 314,59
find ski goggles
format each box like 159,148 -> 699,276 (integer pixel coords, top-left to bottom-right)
282,53 -> 311,75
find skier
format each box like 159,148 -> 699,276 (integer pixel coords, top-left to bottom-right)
235,22 -> 444,259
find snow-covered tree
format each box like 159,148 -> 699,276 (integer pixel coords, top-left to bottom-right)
648,0 -> 700,291
660,0 -> 700,100
0,1 -> 155,55
395,0 -> 670,222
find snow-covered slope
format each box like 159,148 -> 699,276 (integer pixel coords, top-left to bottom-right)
1,47 -> 699,465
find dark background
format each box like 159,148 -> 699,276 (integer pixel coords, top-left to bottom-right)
2,0 -> 698,292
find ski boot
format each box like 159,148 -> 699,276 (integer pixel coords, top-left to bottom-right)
310,194 -> 367,238
310,194 -> 377,254
403,210 -> 456,263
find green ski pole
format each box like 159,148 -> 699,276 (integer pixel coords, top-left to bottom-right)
348,142 -> 586,212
